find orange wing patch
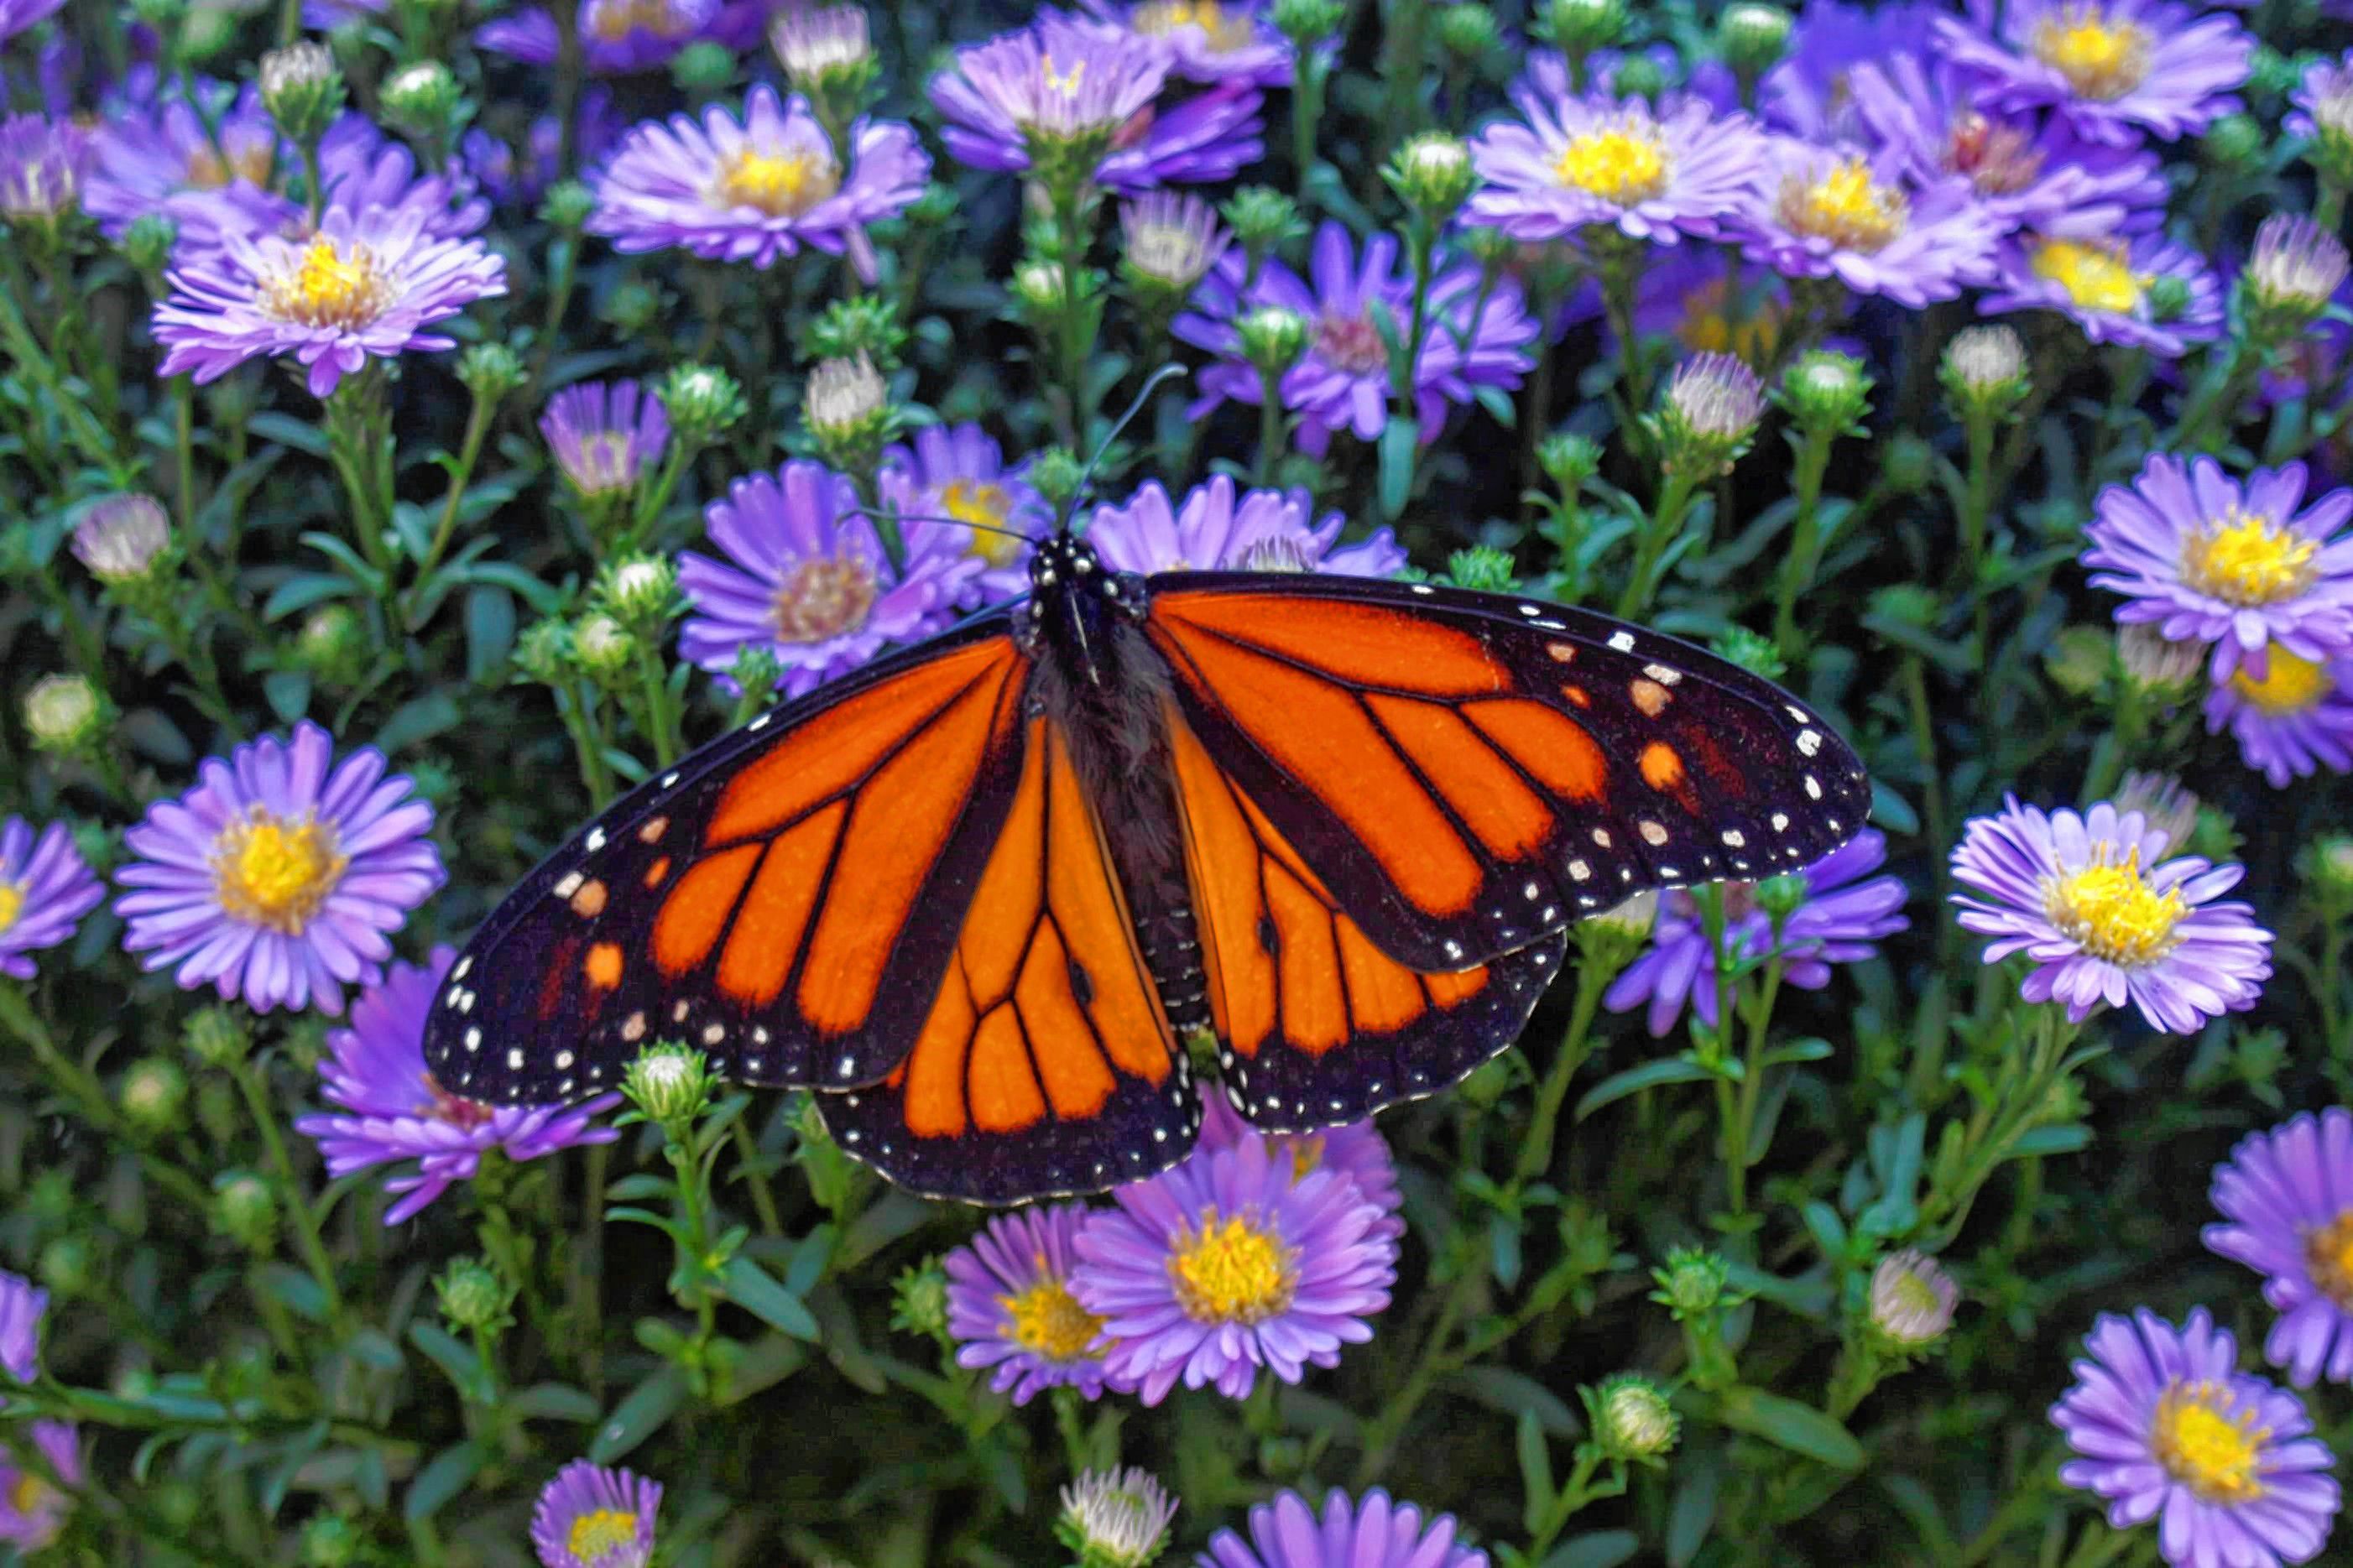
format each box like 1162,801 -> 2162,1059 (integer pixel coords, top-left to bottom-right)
1151,592 -> 1508,696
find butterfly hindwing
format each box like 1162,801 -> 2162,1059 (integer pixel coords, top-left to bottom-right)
1144,574 -> 1870,972
817,716 -> 1200,1202
422,617 -> 1032,1104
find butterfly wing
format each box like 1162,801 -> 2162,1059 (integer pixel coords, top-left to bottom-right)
817,715 -> 1200,1202
1142,574 -> 1870,972
1163,702 -> 1566,1130
422,617 -> 1032,1104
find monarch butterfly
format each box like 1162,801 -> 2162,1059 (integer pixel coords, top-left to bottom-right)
422,525 -> 1870,1203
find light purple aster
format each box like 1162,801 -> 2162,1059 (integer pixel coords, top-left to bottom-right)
1980,230 -> 2224,357
1085,475 -> 1407,577
152,205 -> 506,398
2080,455 -> 2353,682
2288,55 -> 2351,146
1604,827 -> 1910,1039
1069,1132 -> 1396,1405
0,1269 -> 44,1385
1463,90 -> 1769,247
2204,651 -> 2353,789
541,379 -> 670,501
2052,1307 -> 2338,1568
1735,136 -> 2001,308
477,0 -> 717,75
0,111 -> 88,223
530,1460 -> 660,1568
1083,0 -> 1291,85
943,1201 -> 1113,1405
876,423 -> 1048,607
1176,221 -> 1536,457
677,461 -> 978,698
112,721 -> 446,1017
0,1420 -> 78,1553
0,0 -> 61,39
1197,1488 -> 1488,1568
2206,1108 -> 2353,1388
0,817 -> 102,981
1758,0 -> 1939,141
1195,1091 -> 1404,1240
83,83 -> 281,244
1933,0 -> 2251,148
588,86 -> 927,280
1949,796 -> 2272,1034
294,948 -> 621,1225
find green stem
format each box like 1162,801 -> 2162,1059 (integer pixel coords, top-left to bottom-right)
1723,957 -> 1787,1218
1902,655 -> 1952,933
413,385 -> 498,595
1291,45 -> 1322,203
230,1052 -> 350,1336
1514,959 -> 1609,1186
1255,364 -> 1288,486
0,983 -> 214,1215
729,1117 -> 784,1238
1772,425 -> 1836,655
1615,469 -> 1699,619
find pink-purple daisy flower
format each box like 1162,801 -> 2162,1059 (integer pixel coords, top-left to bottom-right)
1980,230 -> 2224,357
540,378 -> 670,501
2204,651 -> 2353,789
152,206 -> 507,399
0,1268 -> 45,1385
1604,827 -> 1911,1039
295,948 -> 621,1224
943,1201 -> 1113,1405
587,86 -> 928,280
1069,1132 -> 1396,1405
1199,1487 -> 1488,1568
877,424 -> 1048,607
1735,137 -> 2001,308
0,112 -> 89,225
1195,1092 -> 1404,1239
83,82 -> 281,245
530,1459 -> 661,1568
2082,455 -> 2353,681
0,0 -> 62,39
2051,1307 -> 2338,1568
2206,1108 -> 2353,1388
0,1420 -> 79,1553
1464,90 -> 1769,247
112,721 -> 446,1017
1176,221 -> 1536,457
1949,796 -> 2272,1034
477,0 -> 717,75
1084,474 -> 1406,576
0,817 -> 102,981
677,461 -> 978,698
1085,0 -> 1291,86
1933,0 -> 2251,148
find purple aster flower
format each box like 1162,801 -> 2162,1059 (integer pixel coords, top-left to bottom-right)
0,1269 -> 45,1385
294,948 -> 622,1224
2080,455 -> 2353,681
1069,1133 -> 1396,1405
1735,137 -> 2000,308
1949,796 -> 2272,1034
0,0 -> 62,39
2288,55 -> 2351,147
2052,1307 -> 2338,1567
1198,1487 -> 1488,1568
530,1460 -> 660,1568
2206,1108 -> 2353,1388
152,206 -> 506,398
943,1201 -> 1113,1404
1176,221 -> 1536,457
112,721 -> 445,1017
877,424 -> 1048,607
0,112 -> 88,223
0,817 -> 103,981
1096,86 -> 1265,192
0,1420 -> 78,1553
1604,827 -> 1910,1039
1980,230 -> 2224,357
83,83 -> 280,244
1082,0 -> 1290,86
1086,475 -> 1406,576
588,86 -> 927,280
1758,0 -> 1941,141
2204,651 -> 2353,789
477,0 -> 717,75
1196,1091 -> 1404,1239
1933,0 -> 2251,148
541,379 -> 670,501
1463,90 -> 1769,247
677,461 -> 978,697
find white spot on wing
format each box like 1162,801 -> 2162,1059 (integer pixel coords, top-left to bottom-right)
1608,631 -> 1636,653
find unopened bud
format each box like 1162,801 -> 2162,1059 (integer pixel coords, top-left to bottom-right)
258,41 -> 345,147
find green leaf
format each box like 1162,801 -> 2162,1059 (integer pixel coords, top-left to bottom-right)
1517,1410 -> 1554,1536
406,1323 -> 492,1404
346,1328 -> 404,1372
248,411 -> 332,457
1575,1058 -> 1715,1121
261,1420 -> 329,1516
262,572 -> 356,622
1547,1532 -> 1639,1568
262,671 -> 311,726
507,1383 -> 603,1424
465,585 -> 516,681
591,1366 -> 689,1462
1703,1386 -> 1864,1468
719,1255 -> 821,1341
374,691 -> 462,754
1378,415 -> 1418,519
1665,1446 -> 1724,1566
404,1440 -> 488,1524
389,502 -> 435,563
254,1262 -> 326,1321
1447,1366 -> 1582,1437
2011,1123 -> 2091,1157
1761,1038 -> 1834,1069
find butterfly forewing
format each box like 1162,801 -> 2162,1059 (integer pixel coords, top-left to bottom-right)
421,617 -> 1032,1104
1142,574 -> 1871,972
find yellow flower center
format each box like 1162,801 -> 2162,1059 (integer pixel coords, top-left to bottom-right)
263,236 -> 392,330
211,810 -> 347,935
566,1507 -> 640,1560
2303,1211 -> 2353,1307
587,0 -> 693,40
999,1275 -> 1104,1361
185,141 -> 275,190
0,880 -> 22,938
1674,279 -> 1786,367
2182,508 -> 2319,607
9,1471 -> 50,1519
1283,1134 -> 1327,1183
2151,1381 -> 2267,1504
715,146 -> 841,218
1168,1210 -> 1295,1325
2228,648 -> 2332,716
1775,157 -> 1908,253
1133,0 -> 1256,52
941,479 -> 1024,567
2029,236 -> 2147,315
2042,848 -> 2186,966
2030,7 -> 2153,102
770,555 -> 877,643
1552,122 -> 1671,206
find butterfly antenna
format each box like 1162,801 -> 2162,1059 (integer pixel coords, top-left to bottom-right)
845,503 -> 1033,549
1063,362 -> 1189,534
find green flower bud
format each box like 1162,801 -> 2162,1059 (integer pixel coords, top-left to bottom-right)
39,1236 -> 93,1299
1588,1373 -> 1679,1463
183,1006 -> 252,1070
1057,1466 -> 1179,1568
661,362 -> 748,446
1611,51 -> 1666,103
1456,1051 -> 1514,1107
513,618 -> 575,686
297,602 -> 368,686
571,612 -> 635,680
1656,352 -> 1764,480
803,293 -> 910,368
121,211 -> 180,276
539,177 -> 597,232
1269,0 -> 1347,44
120,1059 -> 190,1135
1029,445 -> 1087,514
435,1256 -> 516,1334
1010,257 -> 1067,317
457,341 -> 527,404
1867,1248 -> 1958,1347
906,180 -> 960,228
670,39 -> 738,96
1880,430 -> 1935,494
2309,835 -> 2353,902
214,1171 -> 279,1253
1940,323 -> 2030,422
1542,0 -> 1625,55
771,5 -> 878,108
728,643 -> 785,707
1385,131 -> 1479,219
1576,889 -> 1656,978
1719,2 -> 1792,81
1435,3 -> 1501,60
1755,871 -> 1808,923
598,554 -> 679,629
602,280 -> 664,335
1709,623 -> 1787,681
624,1042 -> 714,1126
1444,545 -> 1517,592
1221,185 -> 1306,257
1237,304 -> 1312,376
2146,270 -> 2192,323
1653,1246 -> 1729,1318
2201,112 -> 2263,174
1776,349 -> 1871,435
378,60 -> 465,143
300,1515 -> 364,1567
889,1258 -> 950,1340
806,353 -> 896,474
1537,431 -> 1601,495
258,41 -> 346,148
1868,581 -> 1941,633
1586,888 -> 1658,942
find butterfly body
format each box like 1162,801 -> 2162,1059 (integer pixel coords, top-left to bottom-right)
425,531 -> 1870,1203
